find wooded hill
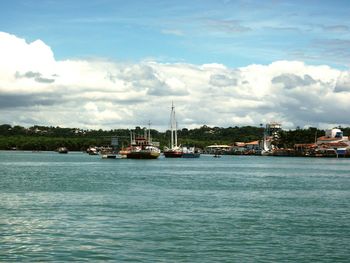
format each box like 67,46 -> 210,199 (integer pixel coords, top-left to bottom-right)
1,124 -> 349,151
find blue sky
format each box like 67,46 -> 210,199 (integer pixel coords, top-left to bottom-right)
1,0 -> 350,68
1,0 -> 350,129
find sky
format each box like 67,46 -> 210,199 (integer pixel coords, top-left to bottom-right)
1,0 -> 350,130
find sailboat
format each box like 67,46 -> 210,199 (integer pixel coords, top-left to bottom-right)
164,103 -> 183,158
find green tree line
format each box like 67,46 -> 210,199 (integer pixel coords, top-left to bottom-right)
1,124 -> 349,151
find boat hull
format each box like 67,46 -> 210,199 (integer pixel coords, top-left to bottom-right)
182,153 -> 200,158
58,147 -> 68,154
101,154 -> 116,159
163,151 -> 183,158
126,151 -> 160,159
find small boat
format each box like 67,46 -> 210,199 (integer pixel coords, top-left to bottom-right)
101,152 -> 117,159
100,147 -> 117,159
57,147 -> 68,154
182,147 -> 200,158
87,146 -> 99,155
164,102 -> 183,158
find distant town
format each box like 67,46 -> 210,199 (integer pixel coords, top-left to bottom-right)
1,123 -> 350,158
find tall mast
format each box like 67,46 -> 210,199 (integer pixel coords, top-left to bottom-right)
130,130 -> 132,146
148,121 -> 151,143
170,102 -> 174,148
174,119 -> 178,148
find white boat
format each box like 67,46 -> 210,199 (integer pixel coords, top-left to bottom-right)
57,147 -> 68,154
101,153 -> 116,159
87,146 -> 99,155
182,146 -> 200,158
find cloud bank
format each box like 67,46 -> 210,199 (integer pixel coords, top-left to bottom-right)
0,32 -> 349,130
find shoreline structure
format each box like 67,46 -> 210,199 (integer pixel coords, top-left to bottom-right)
210,124 -> 350,158
1,122 -> 350,158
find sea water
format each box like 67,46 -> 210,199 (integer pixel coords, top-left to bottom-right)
0,151 -> 349,262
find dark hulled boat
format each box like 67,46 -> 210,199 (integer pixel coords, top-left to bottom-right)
163,149 -> 183,158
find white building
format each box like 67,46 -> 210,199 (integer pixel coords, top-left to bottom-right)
317,128 -> 350,146
205,144 -> 231,154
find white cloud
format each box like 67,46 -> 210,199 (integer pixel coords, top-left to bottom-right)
0,32 -> 349,130
334,72 -> 350,93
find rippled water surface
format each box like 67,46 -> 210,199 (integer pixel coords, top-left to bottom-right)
1,151 -> 350,262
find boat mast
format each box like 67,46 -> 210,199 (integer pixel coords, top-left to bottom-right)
148,121 -> 151,144
130,130 -> 132,145
174,111 -> 177,148
170,102 -> 174,148
174,121 -> 177,147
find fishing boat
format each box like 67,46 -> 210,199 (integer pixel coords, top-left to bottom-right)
164,103 -> 183,158
126,124 -> 160,159
182,146 -> 200,158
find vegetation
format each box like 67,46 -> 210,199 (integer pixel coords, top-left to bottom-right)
0,124 -> 348,151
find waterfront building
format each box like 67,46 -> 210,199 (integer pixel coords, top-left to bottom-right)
230,141 -> 261,155
316,128 -> 350,146
205,144 -> 231,154
244,140 -> 260,151
316,128 -> 350,157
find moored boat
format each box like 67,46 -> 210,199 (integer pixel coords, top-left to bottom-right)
164,149 -> 183,158
101,152 -> 117,159
127,146 -> 160,159
126,125 -> 160,159
87,146 -> 99,155
57,147 -> 68,154
164,102 -> 183,158
119,147 -> 131,158
100,147 -> 117,159
182,147 -> 200,158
